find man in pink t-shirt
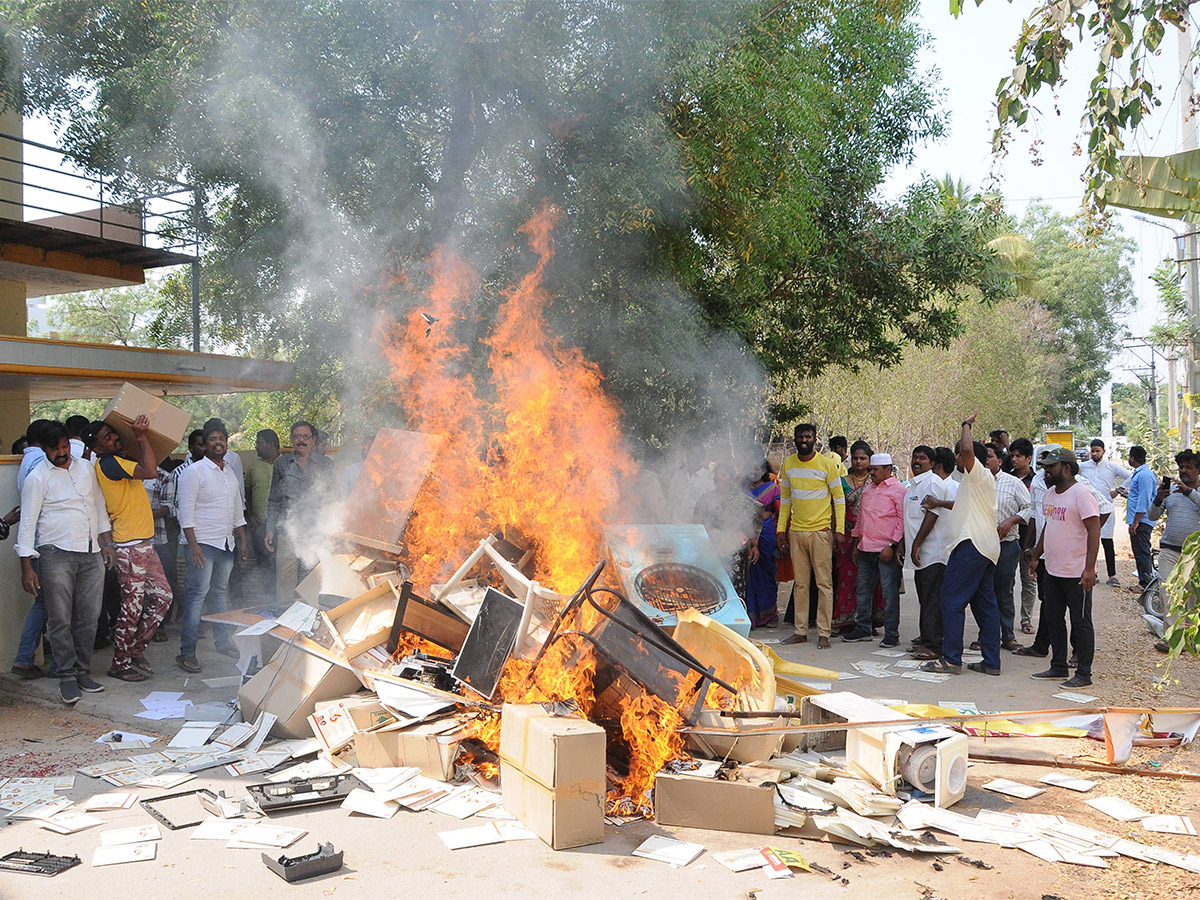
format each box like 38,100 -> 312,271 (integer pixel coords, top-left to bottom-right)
1028,447 -> 1100,688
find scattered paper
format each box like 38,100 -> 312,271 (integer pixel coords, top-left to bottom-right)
871,649 -> 907,658
168,721 -> 221,749
983,779 -> 1045,799
202,675 -> 244,689
138,772 -> 196,790
632,835 -> 706,867
141,691 -> 184,706
226,823 -> 306,849
92,843 -> 156,867
342,788 -> 399,819
245,711 -> 278,754
95,730 -> 158,744
1143,815 -> 1197,836
438,823 -> 507,849
101,824 -> 162,846
713,848 -> 771,873
39,811 -> 104,834
274,601 -> 320,633
191,818 -> 256,841
428,786 -> 501,819
234,618 -> 278,637
1038,773 -> 1097,792
1054,691 -> 1099,704
1086,796 -> 1150,822
83,792 -> 138,811
134,706 -> 188,721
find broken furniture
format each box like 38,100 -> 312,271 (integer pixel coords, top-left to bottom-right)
0,850 -> 81,876
247,775 -> 362,813
604,525 -> 751,637
262,843 -> 344,882
342,428 -> 443,554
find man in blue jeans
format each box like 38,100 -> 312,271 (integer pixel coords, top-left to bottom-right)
844,453 -> 907,646
175,422 -> 248,673
920,414 -> 1002,676
10,419 -> 58,679
1125,445 -> 1157,590
15,422 -> 114,704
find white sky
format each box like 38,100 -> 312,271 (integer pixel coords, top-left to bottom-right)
886,0 -> 1200,389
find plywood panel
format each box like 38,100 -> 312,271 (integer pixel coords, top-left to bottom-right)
344,429 -> 442,550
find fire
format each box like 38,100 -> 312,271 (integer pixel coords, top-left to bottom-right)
377,203 -> 636,592
375,204 -> 698,808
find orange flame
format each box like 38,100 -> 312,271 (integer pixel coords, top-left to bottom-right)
375,204 -> 696,808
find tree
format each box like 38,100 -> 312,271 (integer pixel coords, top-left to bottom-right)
953,0 -> 1195,227
1,1 -> 1007,445
773,295 -> 1054,453
1019,204 -> 1135,428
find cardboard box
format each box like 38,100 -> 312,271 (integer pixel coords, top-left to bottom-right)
237,643 -> 362,739
322,582 -> 399,659
308,695 -> 396,753
498,704 -> 607,789
101,382 -> 191,464
498,704 -> 606,849
352,719 -> 463,780
653,767 -> 781,835
501,760 -> 605,850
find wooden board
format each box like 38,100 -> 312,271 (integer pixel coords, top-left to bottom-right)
388,582 -> 470,654
344,428 -> 442,550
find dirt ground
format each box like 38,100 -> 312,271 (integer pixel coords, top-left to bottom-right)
0,544 -> 1197,899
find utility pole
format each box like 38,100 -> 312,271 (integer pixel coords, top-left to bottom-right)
1180,22 -> 1199,444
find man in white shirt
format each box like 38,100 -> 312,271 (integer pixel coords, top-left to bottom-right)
985,442 -> 1033,650
175,422 -> 248,673
919,414 -> 1002,676
1078,438 -> 1130,586
906,446 -> 954,658
15,422 -> 114,704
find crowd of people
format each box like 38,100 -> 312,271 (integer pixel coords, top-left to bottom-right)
690,417 -> 1187,689
3,415 -> 343,704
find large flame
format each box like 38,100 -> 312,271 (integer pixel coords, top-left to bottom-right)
376,204 -> 692,809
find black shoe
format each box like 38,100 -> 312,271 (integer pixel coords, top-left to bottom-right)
1061,674 -> 1093,689
842,628 -> 873,643
76,674 -> 105,693
967,662 -> 1001,676
1031,668 -> 1071,679
1014,646 -> 1048,658
59,678 -> 81,704
10,663 -> 45,680
1155,640 -> 1169,654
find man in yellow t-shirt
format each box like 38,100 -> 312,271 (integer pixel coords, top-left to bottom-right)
88,415 -> 172,682
777,423 -> 846,649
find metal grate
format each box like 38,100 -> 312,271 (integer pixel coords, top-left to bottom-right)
634,562 -> 725,615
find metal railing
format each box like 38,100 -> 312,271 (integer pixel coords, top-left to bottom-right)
0,130 -> 198,257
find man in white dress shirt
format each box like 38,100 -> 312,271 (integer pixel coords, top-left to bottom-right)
15,422 -> 114,704
175,422 -> 248,673
1078,438 -> 1130,586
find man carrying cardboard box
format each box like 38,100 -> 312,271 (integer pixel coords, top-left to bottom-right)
86,415 -> 172,682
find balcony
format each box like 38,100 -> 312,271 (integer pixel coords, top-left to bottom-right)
0,130 -> 198,297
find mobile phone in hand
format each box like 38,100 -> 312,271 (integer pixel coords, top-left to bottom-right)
1161,475 -> 1173,492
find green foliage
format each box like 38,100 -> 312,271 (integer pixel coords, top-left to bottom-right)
1164,532 -> 1200,657
955,0 -> 1193,227
1020,204 -> 1134,424
774,295 -> 1053,451
1,1 -> 1008,446
1147,259 -> 1192,352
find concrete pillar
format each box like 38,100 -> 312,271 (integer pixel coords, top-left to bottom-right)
0,278 -> 29,449
0,101 -> 21,220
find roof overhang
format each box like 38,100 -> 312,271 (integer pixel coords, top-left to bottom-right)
0,335 -> 295,401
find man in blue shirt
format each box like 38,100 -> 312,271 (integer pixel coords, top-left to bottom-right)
1125,445 -> 1157,589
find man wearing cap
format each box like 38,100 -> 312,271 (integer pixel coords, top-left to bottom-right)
1029,447 -> 1100,688
919,414 -> 1003,676
844,453 -> 907,647
1078,439 -> 1129,587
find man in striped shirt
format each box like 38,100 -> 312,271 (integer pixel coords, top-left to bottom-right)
778,423 -> 846,649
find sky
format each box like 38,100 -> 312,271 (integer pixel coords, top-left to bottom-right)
888,0 -> 1198,391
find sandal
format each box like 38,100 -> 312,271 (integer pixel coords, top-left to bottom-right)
131,656 -> 154,674
1001,639 -> 1021,652
918,658 -> 962,675
107,667 -> 148,683
968,641 -> 981,651
911,647 -> 940,660
1021,622 -> 1034,635
175,654 -> 202,673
